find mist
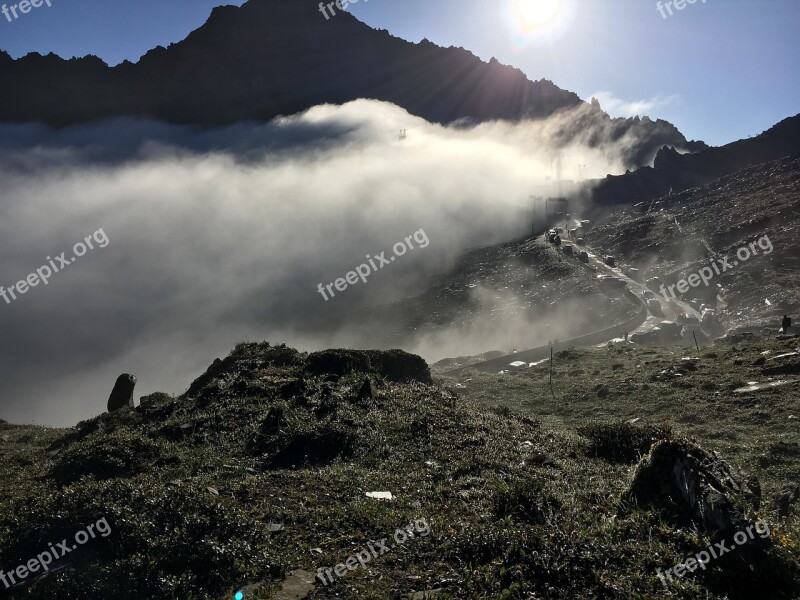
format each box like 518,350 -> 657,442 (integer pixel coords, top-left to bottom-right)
0,99 -> 635,426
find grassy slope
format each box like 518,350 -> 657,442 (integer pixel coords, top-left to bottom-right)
0,341 -> 798,599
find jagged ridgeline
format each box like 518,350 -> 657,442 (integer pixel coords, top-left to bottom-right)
0,342 -> 798,599
0,0 -> 702,169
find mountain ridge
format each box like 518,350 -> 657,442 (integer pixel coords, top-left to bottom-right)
0,0 -> 704,168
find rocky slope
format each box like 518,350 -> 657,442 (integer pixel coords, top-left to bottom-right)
586,153 -> 800,333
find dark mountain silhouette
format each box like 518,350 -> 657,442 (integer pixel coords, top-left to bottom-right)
0,0 -> 703,168
580,113 -> 800,211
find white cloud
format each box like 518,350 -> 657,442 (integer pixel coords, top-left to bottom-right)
588,90 -> 680,118
0,99 -> 645,425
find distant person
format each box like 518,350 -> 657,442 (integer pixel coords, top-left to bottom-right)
782,315 -> 792,334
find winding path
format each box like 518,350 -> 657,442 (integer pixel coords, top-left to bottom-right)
442,229 -> 701,376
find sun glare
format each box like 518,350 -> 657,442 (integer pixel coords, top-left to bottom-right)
515,0 -> 562,31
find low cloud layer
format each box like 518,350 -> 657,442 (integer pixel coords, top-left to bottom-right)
589,90 -> 680,119
0,99 -> 633,426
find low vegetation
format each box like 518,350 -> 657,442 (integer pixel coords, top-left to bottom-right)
0,340 -> 798,599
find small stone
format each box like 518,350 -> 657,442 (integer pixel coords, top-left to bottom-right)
407,589 -> 443,599
274,570 -> 316,600
366,491 -> 394,501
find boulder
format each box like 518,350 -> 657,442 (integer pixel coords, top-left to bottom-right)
774,483 -> 800,517
623,439 -> 761,534
107,374 -> 137,412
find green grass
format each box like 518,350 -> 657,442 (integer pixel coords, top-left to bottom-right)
0,341 -> 798,599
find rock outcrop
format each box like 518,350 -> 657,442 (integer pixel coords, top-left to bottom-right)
107,374 -> 137,412
624,439 -> 761,534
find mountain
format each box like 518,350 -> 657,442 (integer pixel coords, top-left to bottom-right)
581,113 -> 800,210
0,0 -> 703,168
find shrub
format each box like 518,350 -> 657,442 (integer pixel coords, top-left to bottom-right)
578,421 -> 668,463
52,431 -> 164,484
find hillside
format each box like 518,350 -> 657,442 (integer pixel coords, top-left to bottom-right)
581,114 -> 800,209
1,341 -> 799,599
586,153 -> 800,333
343,236 -> 641,361
0,0 -> 702,168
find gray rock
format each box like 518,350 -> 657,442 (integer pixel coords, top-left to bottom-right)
624,439 -> 761,534
274,569 -> 316,600
774,483 -> 800,517
107,374 -> 137,412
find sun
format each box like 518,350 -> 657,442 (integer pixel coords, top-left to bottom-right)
514,0 -> 562,31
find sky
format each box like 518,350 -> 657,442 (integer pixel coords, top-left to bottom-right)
0,0 -> 798,145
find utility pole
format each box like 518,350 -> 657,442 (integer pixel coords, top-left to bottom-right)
529,195 -> 536,236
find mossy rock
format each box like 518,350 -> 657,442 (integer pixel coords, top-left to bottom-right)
306,348 -> 432,384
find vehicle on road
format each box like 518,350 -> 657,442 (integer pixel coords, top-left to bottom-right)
576,237 -> 585,245
647,298 -> 663,316
642,290 -> 656,300
603,255 -> 616,267
646,277 -> 663,291
577,250 -> 589,263
563,244 -> 573,256
597,275 -> 627,288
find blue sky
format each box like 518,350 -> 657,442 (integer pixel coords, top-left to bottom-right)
0,0 -> 797,146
